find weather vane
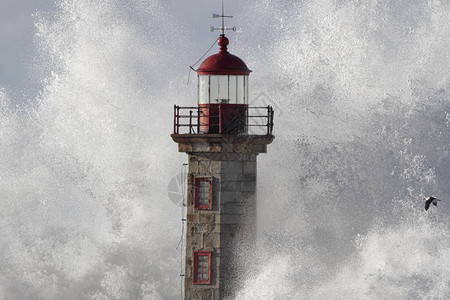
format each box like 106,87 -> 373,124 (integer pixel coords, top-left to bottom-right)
210,1 -> 236,35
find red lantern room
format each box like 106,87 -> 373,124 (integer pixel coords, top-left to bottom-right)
172,6 -> 273,137
196,34 -> 251,134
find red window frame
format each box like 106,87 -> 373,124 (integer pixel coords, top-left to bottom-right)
194,177 -> 212,210
193,251 -> 211,285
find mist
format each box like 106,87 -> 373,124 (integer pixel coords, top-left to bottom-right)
0,0 -> 449,299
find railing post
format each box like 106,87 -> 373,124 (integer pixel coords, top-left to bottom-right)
189,110 -> 193,134
197,107 -> 200,134
177,105 -> 180,134
267,106 -> 270,135
270,106 -> 274,135
173,105 -> 177,134
246,105 -> 249,134
219,104 -> 222,134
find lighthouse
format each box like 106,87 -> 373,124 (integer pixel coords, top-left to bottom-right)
172,7 -> 274,300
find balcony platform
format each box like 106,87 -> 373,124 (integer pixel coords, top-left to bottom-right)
171,134 -> 274,154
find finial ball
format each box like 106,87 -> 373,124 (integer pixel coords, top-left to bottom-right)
218,35 -> 229,47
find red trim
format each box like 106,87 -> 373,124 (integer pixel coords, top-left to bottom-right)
196,53 -> 251,75
198,104 -> 247,134
194,177 -> 213,210
197,70 -> 251,75
193,251 -> 211,285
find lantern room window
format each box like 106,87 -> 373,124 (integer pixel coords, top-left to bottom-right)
193,251 -> 211,285
194,177 -> 212,210
198,75 -> 248,104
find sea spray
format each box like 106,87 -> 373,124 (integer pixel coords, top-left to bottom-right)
0,0 -> 449,299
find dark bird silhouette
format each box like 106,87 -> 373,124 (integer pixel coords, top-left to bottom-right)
424,196 -> 441,211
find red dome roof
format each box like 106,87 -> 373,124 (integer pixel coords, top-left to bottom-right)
196,35 -> 251,76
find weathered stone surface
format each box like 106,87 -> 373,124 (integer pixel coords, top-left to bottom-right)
187,188 -> 193,206
204,233 -> 220,248
238,173 -> 256,182
221,161 -> 242,174
185,232 -> 203,249
221,181 -> 240,191
216,214 -> 241,225
192,223 -> 209,233
220,191 -> 237,204
223,173 -> 239,182
218,153 -> 238,161
185,277 -> 192,287
187,213 -> 198,223
198,160 -> 211,173
188,156 -> 198,173
221,192 -> 254,204
198,213 -> 214,224
179,144 -> 193,152
209,144 -> 221,152
210,161 -> 221,174
172,134 -> 273,152
243,161 -> 256,174
241,181 -> 256,192
210,223 -> 221,234
223,202 -> 248,215
189,288 -> 215,300
192,143 -> 210,152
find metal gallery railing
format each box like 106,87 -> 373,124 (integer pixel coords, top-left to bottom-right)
173,105 -> 274,135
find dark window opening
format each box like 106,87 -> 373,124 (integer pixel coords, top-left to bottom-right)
194,177 -> 212,210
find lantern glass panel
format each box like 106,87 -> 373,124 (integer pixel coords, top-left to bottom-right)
211,75 -> 229,104
236,76 -> 244,104
198,75 -> 209,104
228,75 -> 237,103
244,76 -> 249,104
198,75 -> 249,104
209,75 -> 219,103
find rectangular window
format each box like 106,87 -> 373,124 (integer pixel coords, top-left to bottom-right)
194,177 -> 212,210
193,251 -> 211,285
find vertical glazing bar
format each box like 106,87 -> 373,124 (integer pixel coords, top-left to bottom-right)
208,75 -> 211,103
243,75 -> 246,104
244,75 -> 249,104
227,75 -> 230,102
217,75 -> 220,100
236,76 -> 238,103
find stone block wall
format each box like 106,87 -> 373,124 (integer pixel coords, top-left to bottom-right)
184,151 -> 258,300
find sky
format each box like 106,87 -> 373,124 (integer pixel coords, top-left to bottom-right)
0,0 -> 54,97
0,0 -> 245,98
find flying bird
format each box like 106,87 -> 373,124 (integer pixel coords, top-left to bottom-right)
424,196 -> 441,211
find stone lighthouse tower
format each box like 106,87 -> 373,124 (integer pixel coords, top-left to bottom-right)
171,9 -> 274,300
